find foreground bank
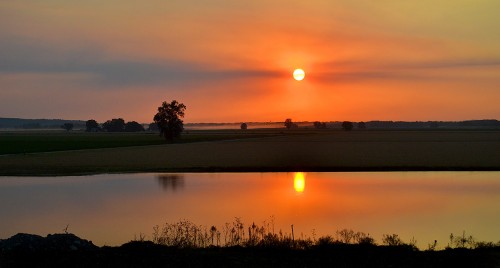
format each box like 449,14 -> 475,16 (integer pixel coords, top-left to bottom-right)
1,233 -> 499,268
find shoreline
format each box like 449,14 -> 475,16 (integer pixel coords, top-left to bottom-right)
1,167 -> 499,177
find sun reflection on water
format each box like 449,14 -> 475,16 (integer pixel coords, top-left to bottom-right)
293,172 -> 306,193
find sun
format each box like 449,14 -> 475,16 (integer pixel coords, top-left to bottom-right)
293,69 -> 305,81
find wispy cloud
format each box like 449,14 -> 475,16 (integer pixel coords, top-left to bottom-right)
313,58 -> 500,83
0,37 -> 282,88
383,59 -> 500,70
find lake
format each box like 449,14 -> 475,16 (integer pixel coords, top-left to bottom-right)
1,172 -> 499,249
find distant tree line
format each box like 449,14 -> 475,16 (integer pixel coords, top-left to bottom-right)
284,119 -> 298,129
2,116 -> 499,131
61,123 -> 74,132
0,118 -> 86,129
278,119 -> 500,130
85,118 -> 145,132
81,99 -> 187,141
285,119 -> 360,131
341,121 -> 354,131
313,121 -> 327,129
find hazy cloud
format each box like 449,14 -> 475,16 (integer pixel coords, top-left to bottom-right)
3,36 -> 498,89
383,59 -> 500,70
314,58 -> 500,83
0,37 -> 282,88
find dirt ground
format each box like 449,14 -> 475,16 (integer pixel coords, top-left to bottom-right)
1,130 -> 499,176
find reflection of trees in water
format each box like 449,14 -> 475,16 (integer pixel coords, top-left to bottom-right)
157,174 -> 185,192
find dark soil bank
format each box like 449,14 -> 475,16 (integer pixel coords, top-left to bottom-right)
1,233 -> 500,267
2,130 -> 499,176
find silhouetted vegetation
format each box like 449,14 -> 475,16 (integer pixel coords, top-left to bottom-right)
459,119 -> 500,127
284,119 -> 298,129
22,123 -> 41,129
0,118 -> 86,129
85,119 -> 100,132
152,218 -> 308,249
447,231 -> 476,249
358,121 -> 366,129
148,122 -> 159,132
341,121 -> 354,131
100,118 -> 145,133
124,121 -> 145,132
153,100 -> 186,141
313,121 -> 327,129
430,121 -> 439,128
2,222 -> 500,267
240,123 -> 248,130
382,233 -> 405,246
146,219 -> 500,268
102,118 -> 125,132
364,120 -> 500,129
61,123 -> 73,132
2,118 -> 500,131
150,219 -> 443,250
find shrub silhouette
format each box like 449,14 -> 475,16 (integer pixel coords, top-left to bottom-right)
342,121 -> 354,131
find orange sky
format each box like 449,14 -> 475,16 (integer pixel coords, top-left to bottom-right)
1,1 -> 499,123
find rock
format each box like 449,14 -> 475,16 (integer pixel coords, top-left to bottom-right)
0,233 -> 98,252
45,233 -> 97,251
0,233 -> 45,251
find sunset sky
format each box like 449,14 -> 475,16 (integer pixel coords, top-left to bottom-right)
1,1 -> 499,123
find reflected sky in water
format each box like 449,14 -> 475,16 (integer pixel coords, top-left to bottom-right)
1,172 -> 499,248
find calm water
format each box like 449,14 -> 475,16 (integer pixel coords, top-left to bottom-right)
1,172 -> 499,248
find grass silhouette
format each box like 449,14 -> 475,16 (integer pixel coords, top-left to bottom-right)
2,222 -> 500,267
150,219 -> 500,251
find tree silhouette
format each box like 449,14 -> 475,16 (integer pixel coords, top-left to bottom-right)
240,123 -> 248,130
148,122 -> 159,132
284,119 -> 294,129
342,121 -> 354,131
61,123 -> 73,132
85,119 -> 100,132
153,100 -> 186,141
102,118 -> 125,132
125,121 -> 145,132
313,121 -> 327,129
357,122 -> 366,129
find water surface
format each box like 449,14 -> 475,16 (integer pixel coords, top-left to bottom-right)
1,172 -> 499,248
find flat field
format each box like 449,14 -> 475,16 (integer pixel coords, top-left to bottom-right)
0,129 -> 499,176
0,130 -> 281,155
